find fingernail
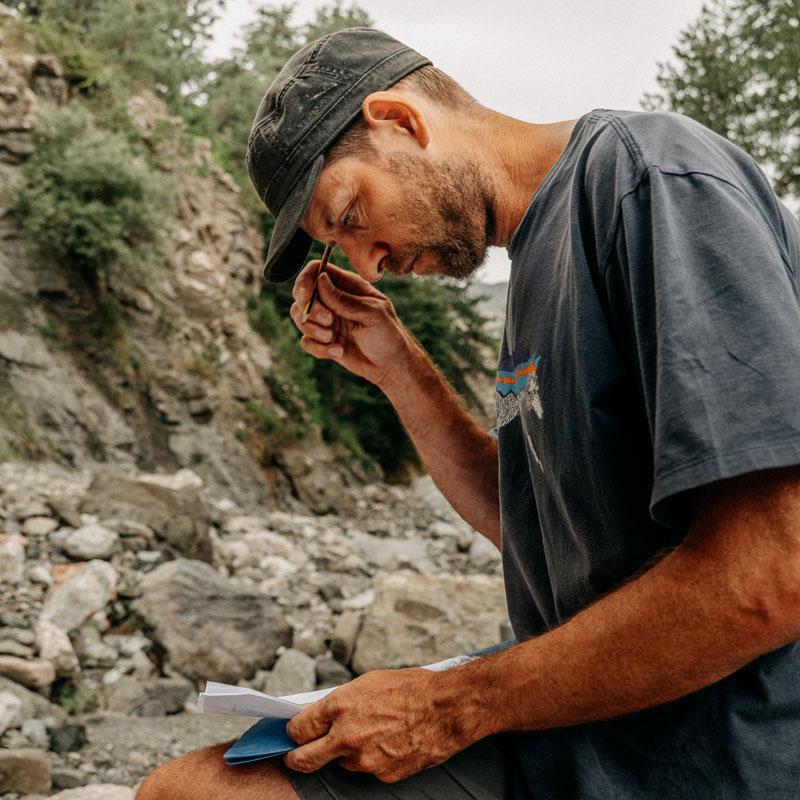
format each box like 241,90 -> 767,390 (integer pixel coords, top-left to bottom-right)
329,345 -> 343,357
320,312 -> 332,324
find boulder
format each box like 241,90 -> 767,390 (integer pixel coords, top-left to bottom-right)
0,748 -> 51,793
351,573 -> 508,674
331,611 -> 361,666
0,534 -> 25,584
104,676 -> 192,716
134,559 -> 291,682
80,472 -> 214,562
261,649 -> 316,696
0,675 -> 63,726
35,619 -> 80,676
62,523 -> 119,560
40,560 -> 117,633
0,656 -> 55,689
0,690 -> 22,736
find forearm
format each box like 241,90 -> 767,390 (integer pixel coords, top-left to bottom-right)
436,504 -> 799,741
382,332 -> 501,546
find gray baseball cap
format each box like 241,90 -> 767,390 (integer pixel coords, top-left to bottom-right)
245,28 -> 432,284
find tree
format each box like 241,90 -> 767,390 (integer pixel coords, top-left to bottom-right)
643,0 -> 799,202
3,0 -> 222,111
202,2 -> 371,191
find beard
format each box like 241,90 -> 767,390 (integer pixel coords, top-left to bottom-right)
380,152 -> 495,280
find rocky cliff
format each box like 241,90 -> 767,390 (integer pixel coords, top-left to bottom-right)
0,40 -> 367,515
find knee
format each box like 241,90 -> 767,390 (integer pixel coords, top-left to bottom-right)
135,743 -> 230,800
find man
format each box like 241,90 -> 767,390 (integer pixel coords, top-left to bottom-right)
137,27 -> 800,800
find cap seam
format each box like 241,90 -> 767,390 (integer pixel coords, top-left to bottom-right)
263,48 -> 430,204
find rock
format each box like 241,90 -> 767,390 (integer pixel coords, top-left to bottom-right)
26,562 -> 53,586
0,534 -> 25,584
351,573 -> 508,674
0,656 -> 55,689
468,535 -> 501,569
104,676 -> 192,716
261,649 -> 316,696
315,657 -> 353,689
20,717 -> 49,749
292,629 -> 326,658
0,691 -> 22,737
331,610 -> 361,666
0,676 -> 62,727
0,330 -> 51,367
72,625 -> 118,667
0,639 -> 33,657
134,559 -> 291,682
49,722 -> 87,753
62,524 -> 119,560
51,767 -> 86,790
80,472 -> 213,562
51,786 -> 134,800
22,515 -> 59,536
40,560 -> 117,633
0,748 -> 51,793
35,620 -> 79,677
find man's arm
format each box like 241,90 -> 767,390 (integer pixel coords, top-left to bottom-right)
290,261 -> 501,546
380,336 -> 501,546
285,465 -> 800,782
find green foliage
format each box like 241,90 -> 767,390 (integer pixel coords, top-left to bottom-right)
5,0 -> 221,112
189,345 -> 223,383
11,104 -> 173,290
52,678 -> 99,715
644,0 -> 800,200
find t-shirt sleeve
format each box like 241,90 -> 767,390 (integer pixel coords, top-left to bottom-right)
605,167 -> 800,529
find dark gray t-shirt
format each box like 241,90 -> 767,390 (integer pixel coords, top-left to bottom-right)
496,108 -> 800,798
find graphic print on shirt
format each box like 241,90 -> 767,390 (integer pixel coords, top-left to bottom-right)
496,353 -> 544,468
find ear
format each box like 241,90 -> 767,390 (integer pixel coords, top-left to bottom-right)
360,91 -> 430,148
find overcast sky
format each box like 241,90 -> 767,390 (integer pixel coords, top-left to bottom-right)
209,0 -> 706,283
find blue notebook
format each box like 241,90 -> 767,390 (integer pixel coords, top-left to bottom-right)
222,641 -> 516,767
224,717 -> 296,765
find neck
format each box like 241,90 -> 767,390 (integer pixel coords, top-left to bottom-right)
471,110 -> 580,246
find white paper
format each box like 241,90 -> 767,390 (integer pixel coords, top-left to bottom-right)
197,654 -> 479,719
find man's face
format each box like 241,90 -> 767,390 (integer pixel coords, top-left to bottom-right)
300,145 -> 494,283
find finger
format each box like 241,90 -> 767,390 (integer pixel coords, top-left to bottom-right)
286,701 -> 335,745
292,260 -> 322,305
317,273 -> 380,323
290,301 -> 334,331
321,261 -> 379,297
284,733 -> 346,773
300,334 -> 343,360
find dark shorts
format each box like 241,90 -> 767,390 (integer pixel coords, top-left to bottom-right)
279,735 -> 528,800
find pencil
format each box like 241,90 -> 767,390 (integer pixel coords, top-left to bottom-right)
301,242 -> 333,324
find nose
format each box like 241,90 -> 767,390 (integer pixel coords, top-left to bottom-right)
341,236 -> 389,283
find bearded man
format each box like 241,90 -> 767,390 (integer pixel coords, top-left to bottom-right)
137,27 -> 800,800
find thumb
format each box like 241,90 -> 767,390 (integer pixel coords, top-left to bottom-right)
317,272 -> 378,323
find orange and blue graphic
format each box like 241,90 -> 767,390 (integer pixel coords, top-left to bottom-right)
495,353 -> 543,430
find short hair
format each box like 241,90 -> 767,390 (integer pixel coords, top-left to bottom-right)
325,65 -> 478,165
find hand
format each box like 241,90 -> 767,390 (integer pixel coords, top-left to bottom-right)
283,668 -> 469,783
289,259 -> 412,388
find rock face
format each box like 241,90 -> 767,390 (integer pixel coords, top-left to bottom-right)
134,559 -> 291,681
351,573 -> 508,674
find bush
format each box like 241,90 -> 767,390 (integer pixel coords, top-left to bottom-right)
11,104 -> 173,290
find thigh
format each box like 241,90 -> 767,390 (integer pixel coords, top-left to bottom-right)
279,736 -> 526,800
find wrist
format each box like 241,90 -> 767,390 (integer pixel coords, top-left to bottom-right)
428,663 -> 497,748
377,331 -> 423,398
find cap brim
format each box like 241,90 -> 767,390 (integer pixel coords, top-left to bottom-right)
262,153 -> 324,283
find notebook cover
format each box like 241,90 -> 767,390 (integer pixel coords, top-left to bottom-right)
223,716 -> 296,766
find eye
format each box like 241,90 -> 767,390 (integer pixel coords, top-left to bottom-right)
340,201 -> 358,229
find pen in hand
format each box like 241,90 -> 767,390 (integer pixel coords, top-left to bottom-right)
301,242 -> 334,324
